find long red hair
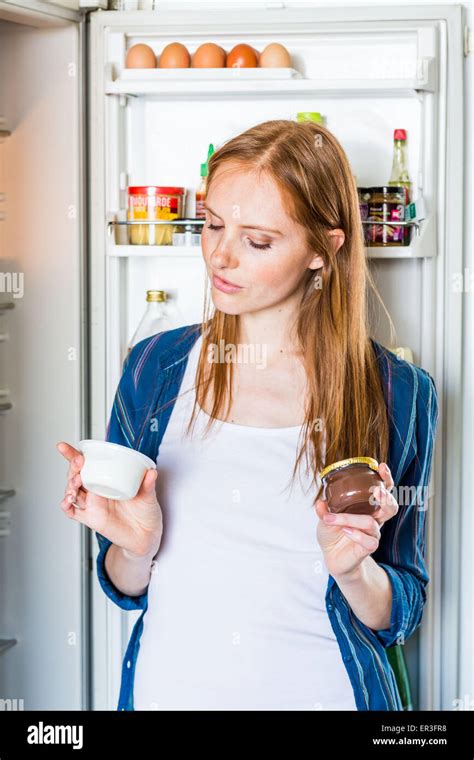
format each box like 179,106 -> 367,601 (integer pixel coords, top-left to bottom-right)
183,120 -> 393,502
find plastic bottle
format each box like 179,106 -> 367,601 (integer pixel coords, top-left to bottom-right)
195,143 -> 215,219
296,111 -> 324,124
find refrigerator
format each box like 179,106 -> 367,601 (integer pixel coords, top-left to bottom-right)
0,0 -> 468,711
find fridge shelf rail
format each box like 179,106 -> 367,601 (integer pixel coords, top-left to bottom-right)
0,489 -> 16,502
364,216 -> 436,259
104,57 -> 437,97
107,218 -> 205,234
0,638 -> 17,655
107,244 -> 201,258
107,216 -> 435,259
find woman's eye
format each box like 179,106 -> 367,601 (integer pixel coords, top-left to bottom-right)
248,239 -> 272,250
206,223 -> 271,251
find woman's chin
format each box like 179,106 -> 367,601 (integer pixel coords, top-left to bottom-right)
211,292 -> 246,315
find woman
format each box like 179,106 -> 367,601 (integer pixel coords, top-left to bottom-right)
57,120 -> 439,711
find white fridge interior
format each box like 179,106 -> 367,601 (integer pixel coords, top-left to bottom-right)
89,4 -> 464,711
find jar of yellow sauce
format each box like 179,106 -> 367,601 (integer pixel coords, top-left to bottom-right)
127,186 -> 186,245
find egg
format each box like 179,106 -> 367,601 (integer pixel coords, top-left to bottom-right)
192,42 -> 226,68
159,42 -> 191,68
226,44 -> 258,68
259,43 -> 292,68
125,44 -> 157,69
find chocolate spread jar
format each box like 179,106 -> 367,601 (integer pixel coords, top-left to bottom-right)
319,457 -> 383,515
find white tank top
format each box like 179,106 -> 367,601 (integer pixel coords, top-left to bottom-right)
133,334 -> 357,710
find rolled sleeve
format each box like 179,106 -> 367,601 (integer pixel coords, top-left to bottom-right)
95,531 -> 148,611
372,367 -> 439,648
95,342 -> 150,612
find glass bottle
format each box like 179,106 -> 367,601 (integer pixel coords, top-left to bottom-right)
128,290 -> 175,352
388,129 -> 411,204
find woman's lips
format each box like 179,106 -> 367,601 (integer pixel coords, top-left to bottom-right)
212,274 -> 243,294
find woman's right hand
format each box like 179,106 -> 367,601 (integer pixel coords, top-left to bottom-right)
56,441 -> 163,558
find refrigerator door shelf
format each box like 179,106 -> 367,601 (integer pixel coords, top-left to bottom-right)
106,218 -> 436,260
105,58 -> 436,97
107,244 -> 201,257
120,66 -> 304,81
365,215 -> 436,259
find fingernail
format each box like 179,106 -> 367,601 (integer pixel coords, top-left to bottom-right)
323,513 -> 337,522
342,528 -> 354,535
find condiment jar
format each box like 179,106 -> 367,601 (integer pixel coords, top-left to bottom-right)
357,187 -> 370,244
366,186 -> 405,247
319,457 -> 383,516
127,186 -> 186,245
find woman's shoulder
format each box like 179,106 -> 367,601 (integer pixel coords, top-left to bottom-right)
125,322 -> 202,380
370,337 -> 438,407
370,338 -> 439,475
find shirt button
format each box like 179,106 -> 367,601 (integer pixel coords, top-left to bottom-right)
327,603 -> 333,611
127,660 -> 131,669
343,654 -> 353,662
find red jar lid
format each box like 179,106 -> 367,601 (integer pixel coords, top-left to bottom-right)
128,186 -> 186,195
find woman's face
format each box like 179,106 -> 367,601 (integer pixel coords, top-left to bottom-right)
201,163 -> 325,316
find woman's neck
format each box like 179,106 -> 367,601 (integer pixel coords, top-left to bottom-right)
237,297 -> 303,366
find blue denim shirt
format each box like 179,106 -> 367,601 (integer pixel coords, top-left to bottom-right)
95,323 -> 439,711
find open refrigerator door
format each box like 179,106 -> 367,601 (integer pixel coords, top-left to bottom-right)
0,0 -> 89,708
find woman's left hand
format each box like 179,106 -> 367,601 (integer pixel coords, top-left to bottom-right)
315,462 -> 399,581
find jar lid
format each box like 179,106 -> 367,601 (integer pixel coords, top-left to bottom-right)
319,456 -> 379,480
368,186 -> 405,194
128,186 -> 186,195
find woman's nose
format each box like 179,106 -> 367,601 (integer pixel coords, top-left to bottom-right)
209,238 -> 238,269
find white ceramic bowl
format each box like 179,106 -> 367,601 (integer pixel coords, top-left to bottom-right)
78,439 -> 156,501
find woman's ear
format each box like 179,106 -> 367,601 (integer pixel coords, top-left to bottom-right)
327,228 -> 345,253
308,253 -> 324,270
307,228 -> 345,271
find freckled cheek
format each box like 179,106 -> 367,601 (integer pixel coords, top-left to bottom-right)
249,257 -> 298,292
200,232 -> 212,261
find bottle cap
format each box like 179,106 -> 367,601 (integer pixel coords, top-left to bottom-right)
146,290 -> 167,302
296,111 -> 323,124
201,143 -> 215,177
394,129 -> 407,141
